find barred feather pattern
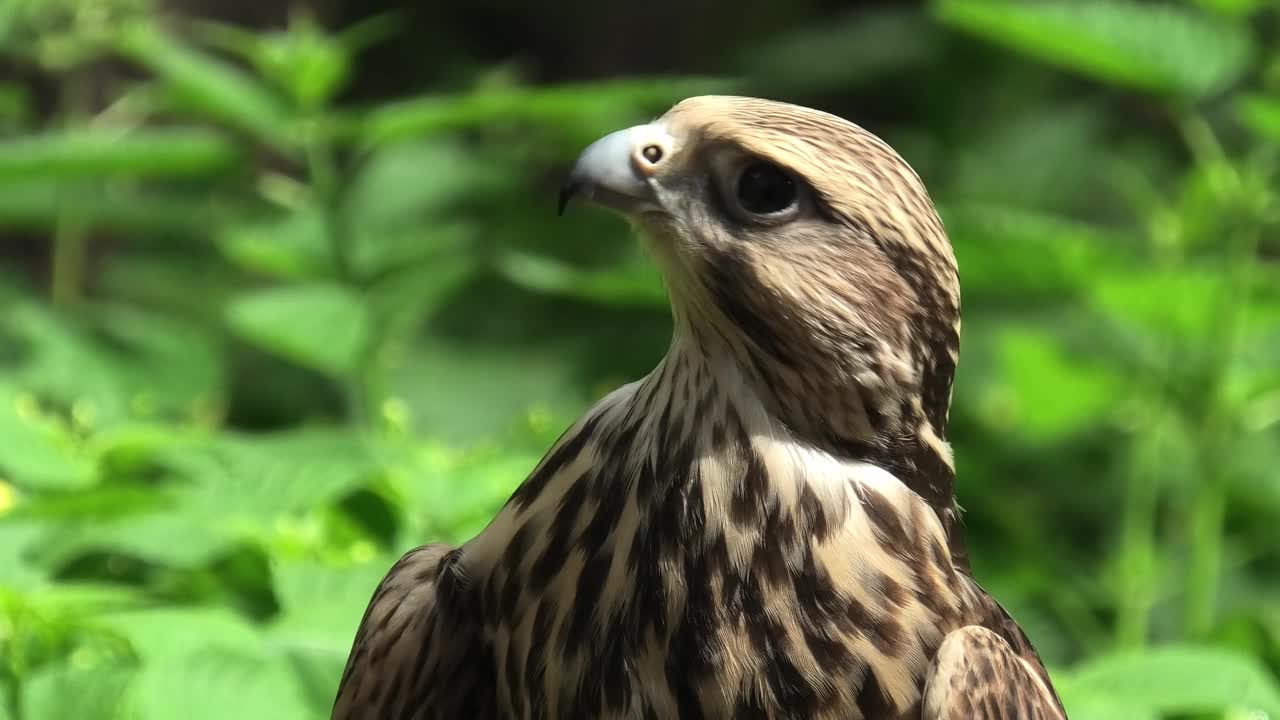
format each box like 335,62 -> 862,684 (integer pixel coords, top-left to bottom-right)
333,333 -> 1062,719
332,96 -> 1066,720
923,627 -> 1063,720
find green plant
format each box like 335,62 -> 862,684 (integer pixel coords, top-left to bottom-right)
0,1 -> 1277,718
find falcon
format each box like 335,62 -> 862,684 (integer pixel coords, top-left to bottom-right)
332,96 -> 1067,719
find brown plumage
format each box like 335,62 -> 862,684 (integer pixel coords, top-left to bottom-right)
332,96 -> 1067,719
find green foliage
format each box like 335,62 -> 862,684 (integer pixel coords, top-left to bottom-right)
0,129 -> 242,180
226,285 -> 372,376
934,0 -> 1253,99
115,22 -> 293,147
1,1 -> 1278,718
1060,645 -> 1280,717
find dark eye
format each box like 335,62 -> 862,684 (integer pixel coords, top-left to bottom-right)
736,162 -> 797,215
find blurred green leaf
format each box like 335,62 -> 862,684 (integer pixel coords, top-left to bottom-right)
7,303 -> 223,426
387,337 -> 588,444
358,77 -> 733,146
0,586 -> 138,709
134,645 -> 311,720
270,558 -> 387,654
1057,690 -> 1156,720
22,662 -> 135,720
934,0 -> 1253,99
390,441 -> 539,544
94,304 -> 226,417
226,284 -> 371,376
35,507 -> 233,569
1191,0 -> 1273,17
115,23 -> 291,147
342,140 -> 493,276
218,207 -> 334,281
15,583 -> 149,618
365,256 -> 478,347
198,16 -> 350,110
353,222 -> 474,282
7,482 -> 171,526
0,383 -> 94,491
941,103 -> 1107,211
1236,94 -> 1280,144
978,327 -> 1125,440
495,251 -> 667,308
1088,268 -> 1224,342
0,180 -> 220,235
161,429 -> 381,524
30,430 -> 379,568
101,607 -> 256,660
0,522 -> 47,588
37,432 -> 377,568
97,254 -> 237,321
1062,645 -> 1280,716
0,83 -> 33,129
943,204 -> 1132,300
345,141 -> 481,227
0,0 -> 152,65
103,609 -> 312,720
285,648 -> 346,718
1226,418 -> 1280,513
0,128 -> 241,181
737,9 -> 940,95
268,556 -> 390,711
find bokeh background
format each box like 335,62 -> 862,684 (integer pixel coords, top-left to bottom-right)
1,0 -> 1279,717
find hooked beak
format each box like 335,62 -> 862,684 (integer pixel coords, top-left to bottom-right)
558,124 -> 671,216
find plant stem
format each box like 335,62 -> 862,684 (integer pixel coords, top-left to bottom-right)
1183,229 -> 1256,638
1178,115 -> 1259,639
50,215 -> 87,309
303,119 -> 380,426
1112,160 -> 1179,650
50,73 -> 91,310
1184,479 -> 1225,638
305,130 -> 353,282
1116,424 -> 1160,648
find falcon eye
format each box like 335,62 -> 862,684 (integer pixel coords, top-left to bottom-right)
735,162 -> 797,215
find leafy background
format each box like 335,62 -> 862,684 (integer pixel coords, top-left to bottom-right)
1,0 -> 1279,717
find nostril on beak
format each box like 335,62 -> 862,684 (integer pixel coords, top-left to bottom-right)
558,124 -> 667,216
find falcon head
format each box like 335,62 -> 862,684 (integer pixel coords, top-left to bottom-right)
562,97 -> 960,502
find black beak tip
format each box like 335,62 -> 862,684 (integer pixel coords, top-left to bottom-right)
557,182 -> 580,217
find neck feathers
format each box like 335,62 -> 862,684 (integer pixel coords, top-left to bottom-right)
497,334 -> 963,569
664,300 -> 962,556
468,334 -> 974,716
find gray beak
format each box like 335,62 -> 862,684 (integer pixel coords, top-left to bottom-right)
559,124 -> 670,216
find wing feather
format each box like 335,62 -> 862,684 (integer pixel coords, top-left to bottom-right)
922,625 -> 1066,720
332,543 -> 487,720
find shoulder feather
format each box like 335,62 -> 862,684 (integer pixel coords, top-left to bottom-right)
332,544 -> 486,720
923,625 -> 1066,720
